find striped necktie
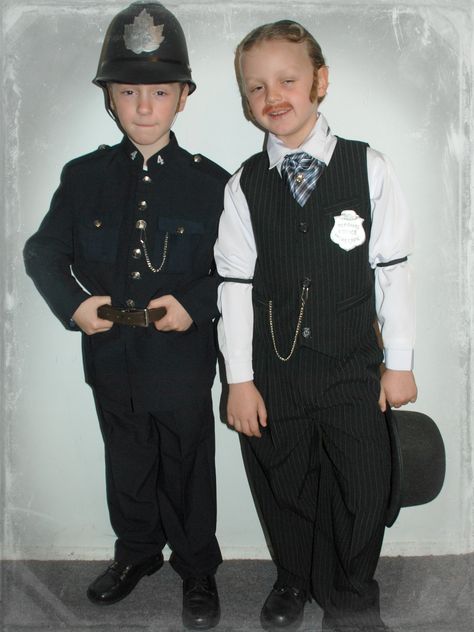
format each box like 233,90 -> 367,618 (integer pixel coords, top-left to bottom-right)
281,151 -> 325,207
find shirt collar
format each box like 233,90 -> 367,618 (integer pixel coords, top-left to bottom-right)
267,113 -> 337,174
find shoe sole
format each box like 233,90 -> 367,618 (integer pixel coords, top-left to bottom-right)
86,558 -> 164,606
260,611 -> 304,631
182,611 -> 221,630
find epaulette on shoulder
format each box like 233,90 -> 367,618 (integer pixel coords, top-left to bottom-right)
65,143 -> 114,169
190,152 -> 230,181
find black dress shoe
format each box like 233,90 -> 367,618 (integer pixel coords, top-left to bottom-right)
182,575 -> 220,630
260,584 -> 306,630
86,553 -> 163,605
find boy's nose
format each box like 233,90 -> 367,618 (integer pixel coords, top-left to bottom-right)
137,96 -> 153,113
266,89 -> 281,104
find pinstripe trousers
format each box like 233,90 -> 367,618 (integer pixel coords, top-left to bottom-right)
241,332 -> 390,616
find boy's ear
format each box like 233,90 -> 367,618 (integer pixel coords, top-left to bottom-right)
177,83 -> 190,112
315,65 -> 329,100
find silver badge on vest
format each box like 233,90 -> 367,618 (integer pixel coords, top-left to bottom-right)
330,210 -> 366,251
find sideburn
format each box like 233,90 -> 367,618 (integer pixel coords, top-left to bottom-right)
310,69 -> 319,103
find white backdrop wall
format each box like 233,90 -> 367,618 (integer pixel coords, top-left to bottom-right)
1,0 -> 473,560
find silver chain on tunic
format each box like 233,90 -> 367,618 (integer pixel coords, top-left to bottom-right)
138,227 -> 169,273
268,280 -> 310,362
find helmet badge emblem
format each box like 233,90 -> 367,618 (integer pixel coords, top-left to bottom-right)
123,9 -> 165,54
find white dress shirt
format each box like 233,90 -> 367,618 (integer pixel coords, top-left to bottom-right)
215,114 -> 415,383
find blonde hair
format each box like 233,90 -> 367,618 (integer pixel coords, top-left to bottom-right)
235,20 -> 326,121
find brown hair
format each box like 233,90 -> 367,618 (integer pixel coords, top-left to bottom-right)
235,20 -> 327,121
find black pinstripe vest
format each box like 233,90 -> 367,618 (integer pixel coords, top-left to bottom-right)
240,137 -> 375,359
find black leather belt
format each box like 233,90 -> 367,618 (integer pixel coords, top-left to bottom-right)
97,305 -> 166,327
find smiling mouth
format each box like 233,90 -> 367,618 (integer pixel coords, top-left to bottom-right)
263,105 -> 292,118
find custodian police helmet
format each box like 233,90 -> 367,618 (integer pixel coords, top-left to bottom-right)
93,2 -> 196,97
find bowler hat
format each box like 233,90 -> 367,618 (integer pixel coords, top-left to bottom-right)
385,409 -> 446,527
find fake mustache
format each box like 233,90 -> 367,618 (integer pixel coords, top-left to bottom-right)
262,102 -> 292,116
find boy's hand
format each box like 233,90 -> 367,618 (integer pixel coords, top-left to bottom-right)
147,295 -> 193,332
72,296 -> 113,335
379,369 -> 418,412
227,381 -> 268,438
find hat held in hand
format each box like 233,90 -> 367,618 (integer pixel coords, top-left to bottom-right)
385,409 -> 446,527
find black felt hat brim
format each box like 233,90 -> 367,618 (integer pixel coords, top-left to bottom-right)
385,409 -> 446,528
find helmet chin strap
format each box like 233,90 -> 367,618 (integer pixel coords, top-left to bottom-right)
106,104 -> 118,122
101,84 -> 118,122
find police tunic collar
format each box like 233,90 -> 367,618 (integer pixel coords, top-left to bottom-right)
120,131 -> 180,171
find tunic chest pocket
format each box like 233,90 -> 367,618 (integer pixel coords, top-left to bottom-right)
77,221 -> 119,263
154,216 -> 205,273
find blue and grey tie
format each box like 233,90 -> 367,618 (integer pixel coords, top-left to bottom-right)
281,151 -> 326,207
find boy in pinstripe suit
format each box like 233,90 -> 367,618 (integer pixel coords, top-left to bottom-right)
215,20 -> 417,632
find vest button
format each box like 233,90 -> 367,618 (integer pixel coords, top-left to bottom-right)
299,222 -> 309,233
302,327 -> 311,339
132,248 -> 142,259
126,299 -> 135,308
130,271 -> 141,280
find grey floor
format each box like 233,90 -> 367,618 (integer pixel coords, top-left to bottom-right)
1,556 -> 473,632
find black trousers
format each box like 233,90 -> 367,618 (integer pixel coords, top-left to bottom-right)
243,336 -> 390,617
94,392 -> 222,579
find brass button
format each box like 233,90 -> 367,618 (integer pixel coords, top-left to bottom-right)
295,173 -> 304,184
176,226 -> 185,235
193,154 -> 202,163
132,248 -> 142,259
302,327 -> 311,339
126,299 -> 135,308
138,200 -> 148,210
136,219 -> 147,230
130,271 -> 141,280
299,222 -> 309,233
93,219 -> 102,228
142,175 -> 152,183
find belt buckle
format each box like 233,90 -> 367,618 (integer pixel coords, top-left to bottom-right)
121,307 -> 148,327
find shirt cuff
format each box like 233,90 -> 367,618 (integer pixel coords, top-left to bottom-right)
224,360 -> 254,384
384,348 -> 414,371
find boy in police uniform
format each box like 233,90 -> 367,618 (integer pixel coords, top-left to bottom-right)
24,3 -> 228,629
215,20 -> 417,632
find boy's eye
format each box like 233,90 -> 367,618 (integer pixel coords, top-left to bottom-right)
283,79 -> 295,85
248,85 -> 262,94
155,90 -> 167,97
